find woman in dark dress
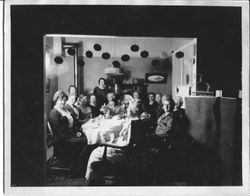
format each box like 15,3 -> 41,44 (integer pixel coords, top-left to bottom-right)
48,90 -> 87,177
145,92 -> 158,125
93,78 -> 108,110
155,93 -> 163,118
64,94 -> 80,130
173,96 -> 188,140
132,90 -> 145,113
76,94 -> 92,124
89,94 -> 100,118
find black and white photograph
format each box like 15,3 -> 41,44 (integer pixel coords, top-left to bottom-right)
3,0 -> 249,195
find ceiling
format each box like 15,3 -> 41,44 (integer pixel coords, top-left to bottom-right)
46,35 -> 196,60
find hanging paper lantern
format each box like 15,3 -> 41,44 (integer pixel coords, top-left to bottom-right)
67,48 -> 75,56
175,51 -> 184,58
102,52 -> 110,60
130,44 -> 139,52
140,50 -> 149,58
121,54 -> 130,62
86,50 -> 93,58
112,60 -> 120,68
77,59 -> 85,67
54,56 -> 63,64
94,43 -> 102,51
151,59 -> 160,67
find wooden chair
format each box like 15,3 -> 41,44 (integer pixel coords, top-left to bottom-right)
88,120 -> 150,185
46,122 -> 54,162
46,122 -> 70,176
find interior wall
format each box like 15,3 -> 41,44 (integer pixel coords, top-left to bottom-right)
46,36 -> 193,111
82,56 -> 171,95
65,37 -> 192,59
45,37 -> 59,117
51,36 -> 192,96
172,41 -> 197,100
57,56 -> 74,94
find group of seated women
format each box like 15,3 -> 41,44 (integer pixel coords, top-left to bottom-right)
47,82 -> 186,180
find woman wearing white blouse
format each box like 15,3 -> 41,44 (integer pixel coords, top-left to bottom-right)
85,100 -> 140,182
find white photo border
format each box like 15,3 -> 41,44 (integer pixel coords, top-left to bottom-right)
4,0 -> 249,195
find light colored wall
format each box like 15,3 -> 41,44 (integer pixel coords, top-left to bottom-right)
45,36 -> 194,108
63,36 -> 191,95
83,56 -> 171,95
57,56 -> 74,95
172,40 -> 197,107
65,37 -> 193,59
44,37 -> 59,116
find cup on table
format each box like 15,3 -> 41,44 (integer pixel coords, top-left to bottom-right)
110,133 -> 115,143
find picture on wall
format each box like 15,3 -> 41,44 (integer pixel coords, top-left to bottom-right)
145,73 -> 168,84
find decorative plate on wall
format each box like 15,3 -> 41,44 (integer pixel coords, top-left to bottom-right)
145,73 -> 168,84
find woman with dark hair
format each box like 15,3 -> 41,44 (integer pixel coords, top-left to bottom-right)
48,90 -> 87,177
68,85 -> 77,96
155,93 -> 163,118
77,94 -> 92,124
145,92 -> 158,125
132,90 -> 145,113
89,94 -> 100,118
93,78 -> 108,110
64,95 -> 80,129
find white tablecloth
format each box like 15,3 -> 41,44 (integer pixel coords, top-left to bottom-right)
81,118 -> 126,145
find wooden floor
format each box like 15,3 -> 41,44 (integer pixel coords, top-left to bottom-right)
47,174 -> 88,186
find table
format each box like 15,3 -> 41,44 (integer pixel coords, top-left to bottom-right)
81,118 -> 126,145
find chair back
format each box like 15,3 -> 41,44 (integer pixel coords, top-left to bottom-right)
47,121 -> 54,148
47,121 -> 53,136
130,120 -> 150,150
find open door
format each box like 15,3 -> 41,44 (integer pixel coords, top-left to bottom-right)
172,39 -> 197,101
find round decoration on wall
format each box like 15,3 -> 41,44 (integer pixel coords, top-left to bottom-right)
121,54 -> 130,62
67,48 -> 76,56
102,52 -> 110,60
175,51 -> 184,58
77,59 -> 85,67
94,43 -> 102,51
130,44 -> 139,52
151,59 -> 160,67
140,50 -> 149,58
112,60 -> 120,68
54,56 -> 63,64
86,50 -> 93,58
